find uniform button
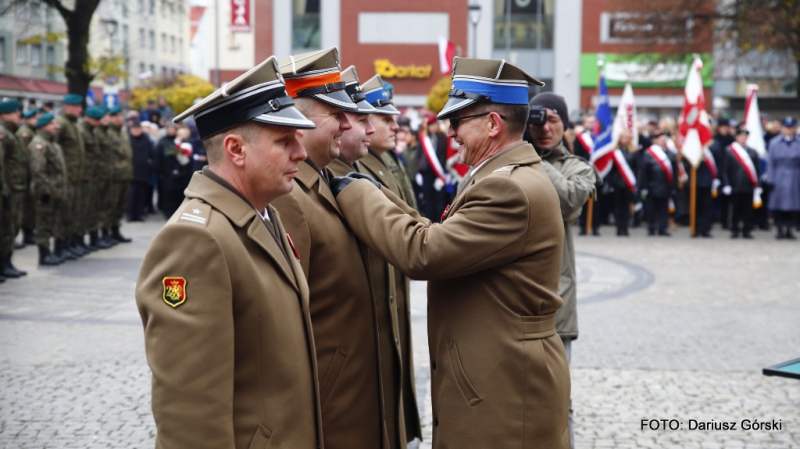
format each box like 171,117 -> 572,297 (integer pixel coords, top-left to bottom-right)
389,296 -> 395,303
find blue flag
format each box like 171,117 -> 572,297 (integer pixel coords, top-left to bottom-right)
591,71 -> 615,174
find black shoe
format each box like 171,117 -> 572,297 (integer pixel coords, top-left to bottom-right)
23,228 -> 35,245
742,232 -> 754,239
90,231 -> 112,249
57,240 -> 78,261
786,230 -> 797,240
69,237 -> 86,257
578,230 -> 587,236
776,226 -> 786,240
0,273 -> 4,283
38,245 -> 61,266
731,232 -> 739,239
592,229 -> 601,236
112,226 -> 132,243
658,230 -> 671,237
702,233 -> 712,238
648,230 -> 656,236
3,257 -> 25,278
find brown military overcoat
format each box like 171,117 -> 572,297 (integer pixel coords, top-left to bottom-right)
358,150 -> 422,442
271,160 -> 386,449
336,142 -> 571,448
136,170 -> 323,449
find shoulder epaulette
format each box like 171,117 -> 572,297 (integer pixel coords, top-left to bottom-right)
177,199 -> 211,227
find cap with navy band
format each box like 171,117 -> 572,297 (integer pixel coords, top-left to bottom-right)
279,47 -> 357,112
173,56 -> 316,139
360,74 -> 400,116
340,66 -> 377,114
437,57 -> 544,120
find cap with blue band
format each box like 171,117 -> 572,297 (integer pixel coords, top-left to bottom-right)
360,74 -> 400,115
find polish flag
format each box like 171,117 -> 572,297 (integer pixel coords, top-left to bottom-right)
612,83 -> 638,147
677,57 -> 712,167
438,37 -> 456,74
744,84 -> 766,159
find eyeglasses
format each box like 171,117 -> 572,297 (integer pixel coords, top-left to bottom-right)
449,111 -> 506,131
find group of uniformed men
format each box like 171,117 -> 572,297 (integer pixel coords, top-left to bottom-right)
136,47 -> 572,449
0,95 -> 133,282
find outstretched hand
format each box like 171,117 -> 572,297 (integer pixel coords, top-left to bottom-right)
330,172 -> 380,197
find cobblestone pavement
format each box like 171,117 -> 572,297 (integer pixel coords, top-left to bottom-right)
1,219 -> 798,448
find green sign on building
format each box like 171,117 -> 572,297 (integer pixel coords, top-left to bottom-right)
581,53 -> 713,88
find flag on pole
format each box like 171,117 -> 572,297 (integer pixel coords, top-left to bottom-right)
677,57 -> 712,167
590,71 -> 615,177
438,37 -> 456,74
613,83 -> 638,146
744,84 -> 766,159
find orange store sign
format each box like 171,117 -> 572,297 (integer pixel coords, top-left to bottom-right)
374,59 -> 432,79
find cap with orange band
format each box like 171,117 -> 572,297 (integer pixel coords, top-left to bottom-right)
279,48 -> 357,112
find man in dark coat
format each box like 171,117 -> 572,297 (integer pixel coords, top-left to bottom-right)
766,116 -> 800,239
127,119 -> 154,222
710,118 -> 735,227
639,131 -> 678,236
721,127 -> 761,238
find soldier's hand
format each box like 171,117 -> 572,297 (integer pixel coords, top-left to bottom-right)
330,172 -> 379,198
348,172 -> 380,189
40,194 -> 50,205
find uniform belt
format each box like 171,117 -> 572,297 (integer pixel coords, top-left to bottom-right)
521,313 -> 556,340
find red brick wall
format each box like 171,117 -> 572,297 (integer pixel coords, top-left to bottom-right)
255,0 -> 274,62
338,0 -> 468,98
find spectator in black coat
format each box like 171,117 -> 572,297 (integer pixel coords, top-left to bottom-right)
155,126 -> 193,218
127,119 -> 155,222
639,131 -> 678,236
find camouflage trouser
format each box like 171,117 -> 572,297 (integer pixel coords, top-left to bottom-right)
22,184 -> 36,230
59,183 -> 78,237
92,180 -> 111,231
101,179 -> 117,228
0,190 -> 25,256
35,193 -> 64,246
79,181 -> 95,234
110,181 -> 129,226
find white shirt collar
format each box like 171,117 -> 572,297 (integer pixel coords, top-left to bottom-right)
257,207 -> 270,221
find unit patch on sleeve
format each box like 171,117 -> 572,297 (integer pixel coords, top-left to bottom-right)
162,277 -> 187,308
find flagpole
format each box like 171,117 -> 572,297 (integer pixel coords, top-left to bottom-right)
586,58 -> 603,235
690,166 -> 697,236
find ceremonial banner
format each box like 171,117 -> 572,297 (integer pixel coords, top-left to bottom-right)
677,57 -> 712,167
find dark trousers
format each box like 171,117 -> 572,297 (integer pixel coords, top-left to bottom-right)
127,181 -> 149,222
646,196 -> 669,234
774,211 -> 798,228
754,185 -> 771,229
420,171 -> 446,222
613,188 -> 632,234
730,192 -> 754,234
696,187 -> 713,235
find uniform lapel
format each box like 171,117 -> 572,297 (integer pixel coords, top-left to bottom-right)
184,172 -> 300,292
296,161 -> 343,218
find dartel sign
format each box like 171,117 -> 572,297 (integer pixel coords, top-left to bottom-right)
374,60 -> 432,79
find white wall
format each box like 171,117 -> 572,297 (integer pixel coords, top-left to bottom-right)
553,0 -> 583,114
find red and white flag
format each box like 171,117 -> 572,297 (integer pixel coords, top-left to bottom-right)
744,84 -> 766,159
677,57 -> 712,167
612,83 -> 638,146
419,131 -> 447,182
438,37 -> 456,75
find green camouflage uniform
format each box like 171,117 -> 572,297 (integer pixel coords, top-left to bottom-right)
382,150 -> 418,210
0,120 -> 28,257
94,125 -> 115,229
15,123 -> 36,232
29,129 -> 67,246
0,139 -> 7,224
56,113 -> 85,239
78,120 -> 100,234
109,124 -> 133,225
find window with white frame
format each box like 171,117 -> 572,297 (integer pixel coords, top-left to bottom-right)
16,42 -> 27,64
31,43 -> 42,66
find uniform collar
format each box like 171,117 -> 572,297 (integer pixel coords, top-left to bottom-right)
186,168 -> 259,228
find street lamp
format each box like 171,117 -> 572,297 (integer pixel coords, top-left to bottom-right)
102,18 -> 118,55
469,4 -> 482,58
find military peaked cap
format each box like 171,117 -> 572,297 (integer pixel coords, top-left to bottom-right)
173,56 -> 315,139
438,57 -> 544,120
340,66 -> 377,114
360,74 -> 399,116
279,47 -> 357,111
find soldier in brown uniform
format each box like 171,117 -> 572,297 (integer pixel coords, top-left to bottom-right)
0,100 -> 28,278
331,57 -> 570,448
136,56 -> 323,449
55,94 -> 88,257
272,48 -> 401,449
16,108 -> 38,247
328,66 -> 409,448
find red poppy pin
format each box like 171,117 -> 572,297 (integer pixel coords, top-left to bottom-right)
441,204 -> 451,222
286,233 -> 300,260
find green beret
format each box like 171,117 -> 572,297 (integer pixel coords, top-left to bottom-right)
0,100 -> 22,114
84,106 -> 106,120
109,106 -> 122,115
36,113 -> 55,128
63,93 -> 84,105
23,109 -> 39,119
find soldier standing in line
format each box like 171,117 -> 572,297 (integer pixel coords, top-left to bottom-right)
16,108 -> 39,247
272,47 -> 402,449
328,66 -> 409,449
79,106 -> 109,251
94,108 -> 118,248
0,100 -> 28,279
29,113 -> 67,266
359,73 -> 423,444
107,106 -> 132,242
55,94 -> 88,257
